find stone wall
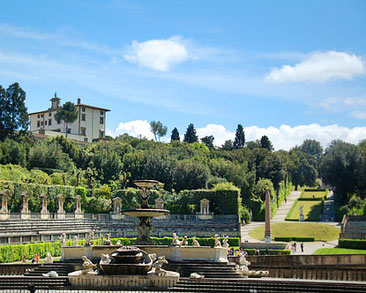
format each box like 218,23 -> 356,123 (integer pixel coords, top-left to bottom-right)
340,215 -> 366,239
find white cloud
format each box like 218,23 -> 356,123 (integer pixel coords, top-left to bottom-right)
265,51 -> 365,83
350,111 -> 366,120
124,36 -> 189,71
109,122 -> 366,150
197,124 -> 235,146
107,120 -> 154,139
320,95 -> 366,119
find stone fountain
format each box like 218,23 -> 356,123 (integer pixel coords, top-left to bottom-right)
122,180 -> 169,245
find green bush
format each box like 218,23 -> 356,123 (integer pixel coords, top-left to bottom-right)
274,237 -> 315,242
0,236 -> 240,263
242,249 -> 291,255
339,239 -> 366,250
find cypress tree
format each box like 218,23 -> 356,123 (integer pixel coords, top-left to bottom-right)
233,124 -> 245,149
171,127 -> 180,142
183,123 -> 198,143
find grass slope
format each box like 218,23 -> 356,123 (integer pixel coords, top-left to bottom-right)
301,191 -> 326,199
313,248 -> 366,254
248,222 -> 340,242
286,200 -> 323,221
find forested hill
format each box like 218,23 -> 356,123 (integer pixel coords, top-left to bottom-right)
1,134 -> 365,221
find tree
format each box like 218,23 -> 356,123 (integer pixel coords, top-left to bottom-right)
300,139 -> 323,162
0,83 -> 29,141
321,142 -> 360,205
221,140 -> 233,150
54,100 -> 78,138
183,123 -> 198,143
260,135 -> 273,151
170,127 -> 180,142
289,151 -> 317,190
150,120 -> 168,141
233,124 -> 245,149
201,135 -> 214,148
0,138 -> 27,166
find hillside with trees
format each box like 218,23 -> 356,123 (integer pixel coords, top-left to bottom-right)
0,83 -> 365,221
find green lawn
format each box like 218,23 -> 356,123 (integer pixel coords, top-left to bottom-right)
248,222 -> 340,242
286,200 -> 323,221
301,191 -> 326,199
313,248 -> 366,254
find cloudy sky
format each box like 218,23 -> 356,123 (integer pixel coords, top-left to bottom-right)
0,0 -> 365,150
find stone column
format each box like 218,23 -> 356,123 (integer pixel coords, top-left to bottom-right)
264,190 -> 271,243
40,193 -> 50,220
155,197 -> 164,209
20,191 -> 30,220
0,190 -> 10,220
74,195 -> 83,219
56,194 -> 65,219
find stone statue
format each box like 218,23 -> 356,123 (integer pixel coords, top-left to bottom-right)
104,234 -> 112,245
151,256 -> 169,276
86,231 -> 94,246
183,235 -> 189,246
73,235 -> 79,246
214,234 -> 222,247
223,235 -> 229,249
44,252 -> 54,264
100,253 -> 111,265
116,240 -> 122,246
299,205 -> 304,221
171,233 -> 182,246
81,256 -> 97,274
192,237 -> 200,247
59,233 -> 66,246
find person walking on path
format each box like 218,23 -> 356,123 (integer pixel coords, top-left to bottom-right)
300,242 -> 304,253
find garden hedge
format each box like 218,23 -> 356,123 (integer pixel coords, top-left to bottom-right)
274,237 -> 315,242
243,249 -> 291,255
0,236 -> 240,263
339,239 -> 366,250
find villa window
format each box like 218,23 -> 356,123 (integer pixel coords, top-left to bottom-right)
84,138 -> 88,142
48,119 -> 52,126
37,121 -> 40,127
80,127 -> 86,136
37,114 -> 40,118
45,121 -> 47,126
41,121 -> 43,126
82,107 -> 85,112
100,110 -> 104,115
100,117 -> 104,124
99,130 -> 104,138
82,114 -> 86,121
49,112 -> 52,117
67,128 -> 71,134
41,114 -> 44,118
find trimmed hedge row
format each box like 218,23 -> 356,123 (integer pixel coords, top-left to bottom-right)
274,237 -> 315,242
0,236 -> 240,263
339,239 -> 366,250
244,249 -> 291,255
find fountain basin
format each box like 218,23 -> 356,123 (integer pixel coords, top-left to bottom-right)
133,180 -> 160,189
122,208 -> 170,218
100,263 -> 152,275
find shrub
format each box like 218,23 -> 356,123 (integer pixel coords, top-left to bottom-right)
274,237 -> 315,242
339,239 -> 366,250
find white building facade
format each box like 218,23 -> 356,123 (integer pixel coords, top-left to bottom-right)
29,95 -> 110,143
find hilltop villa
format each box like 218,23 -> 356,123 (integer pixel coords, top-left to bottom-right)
29,94 -> 110,143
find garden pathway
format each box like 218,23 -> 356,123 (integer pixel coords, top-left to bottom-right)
321,190 -> 335,222
272,190 -> 302,222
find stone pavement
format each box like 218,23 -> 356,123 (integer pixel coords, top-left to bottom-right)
321,190 -> 335,222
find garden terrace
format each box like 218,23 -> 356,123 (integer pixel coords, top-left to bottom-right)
0,214 -> 239,244
340,215 -> 366,239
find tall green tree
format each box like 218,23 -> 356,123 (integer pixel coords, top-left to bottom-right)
171,127 -> 180,142
221,140 -> 233,150
300,139 -> 323,162
260,135 -> 273,151
201,135 -> 214,148
0,83 -> 29,141
233,124 -> 245,149
183,123 -> 198,143
54,101 -> 78,138
150,120 -> 168,141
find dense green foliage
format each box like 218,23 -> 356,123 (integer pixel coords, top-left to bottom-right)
339,239 -> 366,250
150,121 -> 167,141
0,236 -> 240,263
0,83 -> 28,141
274,237 -> 315,242
240,249 -> 291,255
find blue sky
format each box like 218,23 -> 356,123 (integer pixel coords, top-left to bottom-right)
0,0 -> 365,149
